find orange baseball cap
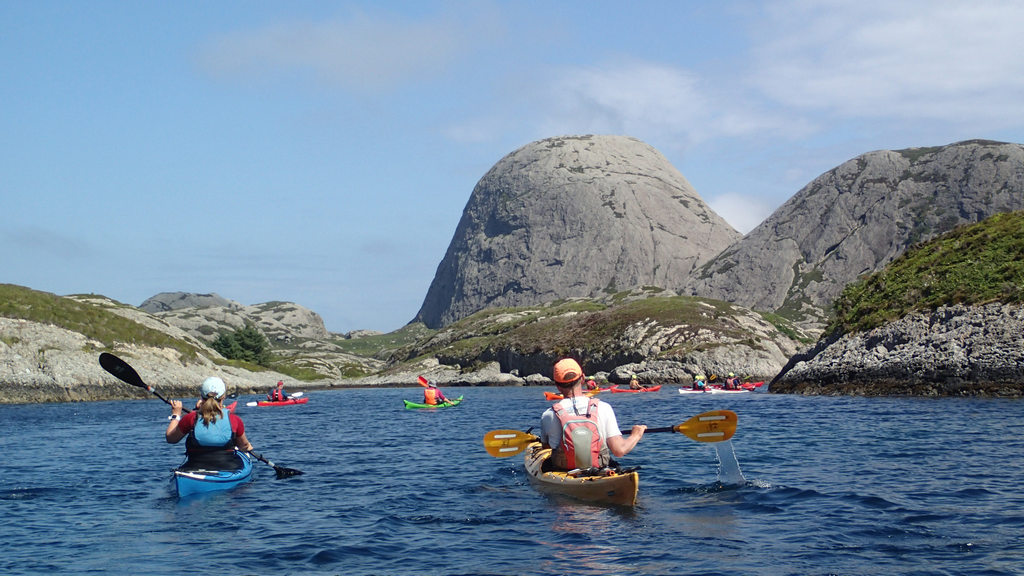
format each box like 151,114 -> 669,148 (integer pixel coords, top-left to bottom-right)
553,358 -> 583,384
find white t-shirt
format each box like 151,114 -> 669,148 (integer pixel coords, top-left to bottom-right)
540,396 -> 622,450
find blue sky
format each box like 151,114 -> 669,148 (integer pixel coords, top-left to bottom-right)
4,1 -> 1024,333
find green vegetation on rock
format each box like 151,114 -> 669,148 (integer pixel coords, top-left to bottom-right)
830,210 -> 1024,334
212,323 -> 271,366
0,284 -> 200,359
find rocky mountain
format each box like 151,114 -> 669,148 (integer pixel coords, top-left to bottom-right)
141,291 -> 331,344
685,140 -> 1024,332
414,135 -> 741,329
137,292 -> 380,379
140,292 -> 239,313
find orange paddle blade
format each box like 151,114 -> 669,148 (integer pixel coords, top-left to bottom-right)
483,430 -> 538,458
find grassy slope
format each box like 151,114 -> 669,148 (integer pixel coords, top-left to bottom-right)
829,210 -> 1024,334
0,284 -> 200,358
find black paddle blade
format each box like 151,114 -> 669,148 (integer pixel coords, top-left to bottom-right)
99,352 -> 147,389
249,450 -> 302,479
274,467 -> 303,479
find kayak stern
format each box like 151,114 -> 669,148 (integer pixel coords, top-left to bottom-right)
524,443 -> 638,506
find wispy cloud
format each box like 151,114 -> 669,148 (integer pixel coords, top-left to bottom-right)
521,59 -> 810,154
749,0 -> 1024,124
5,227 -> 93,261
196,8 -> 499,93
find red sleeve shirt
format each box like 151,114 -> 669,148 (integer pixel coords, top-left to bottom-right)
176,411 -> 245,439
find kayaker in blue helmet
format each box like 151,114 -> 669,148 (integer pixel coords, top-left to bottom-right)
540,358 -> 646,471
423,381 -> 449,406
268,380 -> 289,402
167,376 -> 254,471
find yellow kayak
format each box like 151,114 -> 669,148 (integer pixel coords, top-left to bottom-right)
523,442 -> 639,506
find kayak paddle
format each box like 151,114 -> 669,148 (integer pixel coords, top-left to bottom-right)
248,450 -> 303,479
98,352 -> 303,478
483,409 -> 738,458
246,391 -> 304,407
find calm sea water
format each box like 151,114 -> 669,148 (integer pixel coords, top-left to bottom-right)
2,386 -> 1022,576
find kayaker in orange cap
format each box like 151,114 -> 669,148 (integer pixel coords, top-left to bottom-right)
539,358 -> 646,471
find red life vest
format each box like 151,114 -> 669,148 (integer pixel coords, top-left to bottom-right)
552,398 -> 603,470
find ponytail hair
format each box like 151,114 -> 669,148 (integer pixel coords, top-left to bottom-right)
198,393 -> 225,426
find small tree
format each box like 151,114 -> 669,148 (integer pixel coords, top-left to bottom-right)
212,323 -> 271,366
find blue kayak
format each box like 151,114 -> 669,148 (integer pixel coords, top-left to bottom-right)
172,451 -> 253,497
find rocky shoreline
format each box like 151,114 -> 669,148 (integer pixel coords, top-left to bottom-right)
772,303 -> 1024,397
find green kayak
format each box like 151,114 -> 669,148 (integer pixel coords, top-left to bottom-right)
403,395 -> 463,410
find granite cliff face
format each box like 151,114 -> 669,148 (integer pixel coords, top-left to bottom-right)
687,140 -> 1024,331
414,135 -> 741,329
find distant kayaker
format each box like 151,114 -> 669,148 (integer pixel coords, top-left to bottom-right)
723,373 -> 740,390
267,380 -> 289,402
166,376 -> 254,471
423,381 -> 450,406
692,374 -> 708,392
584,377 -> 599,391
629,374 -> 646,390
540,358 -> 646,471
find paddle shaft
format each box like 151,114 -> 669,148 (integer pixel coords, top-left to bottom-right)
644,426 -> 682,434
484,410 -> 737,457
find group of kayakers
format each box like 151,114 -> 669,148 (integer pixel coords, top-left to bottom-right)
163,357 -> 741,477
688,371 -> 744,392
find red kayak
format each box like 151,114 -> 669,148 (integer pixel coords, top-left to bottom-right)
544,389 -> 601,401
609,385 -> 662,393
255,396 -> 309,407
